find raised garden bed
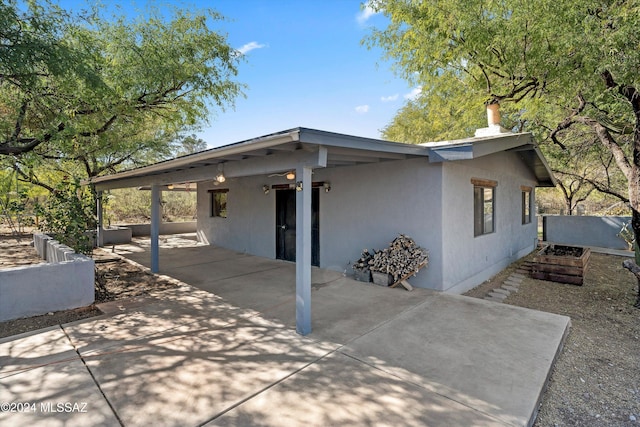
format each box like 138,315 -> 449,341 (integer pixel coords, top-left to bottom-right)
530,244 -> 591,285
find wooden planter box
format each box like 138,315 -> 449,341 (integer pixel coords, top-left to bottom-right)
530,244 -> 591,286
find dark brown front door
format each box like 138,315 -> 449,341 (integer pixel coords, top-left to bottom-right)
276,188 -> 319,266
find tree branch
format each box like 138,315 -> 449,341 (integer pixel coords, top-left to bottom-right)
12,163 -> 55,192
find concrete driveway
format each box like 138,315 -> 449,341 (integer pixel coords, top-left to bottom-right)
0,237 -> 570,426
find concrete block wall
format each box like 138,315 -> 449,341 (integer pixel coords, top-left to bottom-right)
543,215 -> 632,250
0,258 -> 95,322
0,234 -> 95,322
102,226 -> 133,244
33,233 -> 51,258
116,221 -> 197,237
47,240 -> 76,263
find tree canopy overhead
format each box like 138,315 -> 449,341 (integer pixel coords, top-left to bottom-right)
366,0 -> 640,209
0,0 -> 243,160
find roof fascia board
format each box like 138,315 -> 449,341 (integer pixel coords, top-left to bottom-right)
471,133 -> 532,158
532,145 -> 557,187
427,144 -> 473,163
427,133 -> 532,163
94,145 -> 327,191
298,128 -> 429,157
90,129 -> 301,187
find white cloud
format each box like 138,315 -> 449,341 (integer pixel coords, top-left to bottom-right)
355,105 -> 370,114
404,87 -> 422,100
237,41 -> 267,55
381,94 -> 399,102
356,2 -> 379,25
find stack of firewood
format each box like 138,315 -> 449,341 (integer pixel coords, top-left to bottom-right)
365,234 -> 429,282
353,249 -> 373,270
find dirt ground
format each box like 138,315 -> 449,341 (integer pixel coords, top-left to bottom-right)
0,232 -> 638,426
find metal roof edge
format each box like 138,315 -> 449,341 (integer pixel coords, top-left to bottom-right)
297,127 -> 430,156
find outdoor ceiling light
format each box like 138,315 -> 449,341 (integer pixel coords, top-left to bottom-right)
267,171 -> 296,180
167,184 -> 174,190
262,185 -> 270,195
215,163 -> 226,183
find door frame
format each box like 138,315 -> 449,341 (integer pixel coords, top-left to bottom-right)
275,186 -> 320,266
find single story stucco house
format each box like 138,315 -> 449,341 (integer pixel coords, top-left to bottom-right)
90,120 -> 555,334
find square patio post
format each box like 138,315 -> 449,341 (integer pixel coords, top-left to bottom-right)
150,184 -> 161,273
295,165 -> 312,335
96,190 -> 104,247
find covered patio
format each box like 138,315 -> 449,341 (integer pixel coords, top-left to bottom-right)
110,234 -> 433,343
89,128 -> 431,335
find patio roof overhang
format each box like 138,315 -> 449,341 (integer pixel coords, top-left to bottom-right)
89,128 -> 432,337
88,128 -> 431,191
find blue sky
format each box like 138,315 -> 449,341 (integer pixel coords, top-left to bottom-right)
59,1 -> 419,147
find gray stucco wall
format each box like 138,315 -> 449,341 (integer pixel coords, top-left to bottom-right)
198,176 -> 276,258
543,215 -> 631,250
197,152 -> 538,293
313,158 -> 443,289
197,158 -> 443,289
440,152 -> 539,293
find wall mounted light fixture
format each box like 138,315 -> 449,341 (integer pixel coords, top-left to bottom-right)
295,181 -> 303,191
262,185 -> 270,195
323,182 -> 331,193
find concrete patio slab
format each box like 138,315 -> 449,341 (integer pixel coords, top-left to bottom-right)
0,328 -> 120,427
0,237 -> 570,426
0,326 -> 77,375
210,351 -> 506,427
341,294 -> 570,426
78,316 -> 336,427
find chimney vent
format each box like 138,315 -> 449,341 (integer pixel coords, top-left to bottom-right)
474,103 -> 509,137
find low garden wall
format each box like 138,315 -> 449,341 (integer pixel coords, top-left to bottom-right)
115,221 -> 197,237
0,233 -> 95,322
542,215 -> 631,250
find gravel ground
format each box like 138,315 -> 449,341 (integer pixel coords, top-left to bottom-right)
1,233 -> 639,426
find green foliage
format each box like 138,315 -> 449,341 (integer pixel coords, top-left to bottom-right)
173,134 -> 208,157
2,0 -> 243,200
37,178 -> 95,254
104,188 -> 197,224
366,0 -> 640,222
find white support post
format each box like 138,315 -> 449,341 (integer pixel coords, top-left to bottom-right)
295,166 -> 312,335
96,190 -> 104,248
150,184 -> 161,273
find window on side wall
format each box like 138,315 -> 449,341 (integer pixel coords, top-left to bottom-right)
472,178 -> 497,237
209,189 -> 228,218
521,186 -> 532,224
